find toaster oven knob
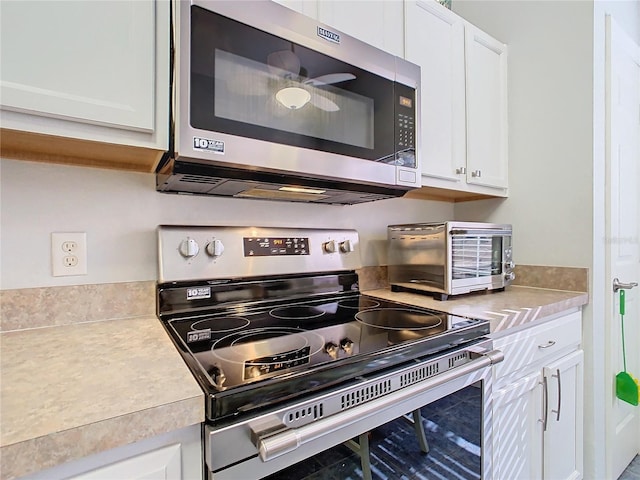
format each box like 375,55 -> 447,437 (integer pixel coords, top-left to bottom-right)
339,240 -> 354,253
505,272 -> 516,282
206,239 -> 225,258
340,338 -> 354,356
324,342 -> 339,360
323,240 -> 337,254
179,238 -> 199,258
505,260 -> 516,269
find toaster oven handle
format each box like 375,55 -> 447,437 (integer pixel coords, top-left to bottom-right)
450,229 -> 511,236
252,348 -> 504,462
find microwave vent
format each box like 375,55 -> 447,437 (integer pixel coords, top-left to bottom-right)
181,174 -> 225,185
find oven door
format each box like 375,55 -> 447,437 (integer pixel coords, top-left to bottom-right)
177,0 -> 419,188
204,343 -> 503,480
449,230 -> 513,295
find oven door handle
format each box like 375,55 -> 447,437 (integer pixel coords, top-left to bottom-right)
252,348 -> 504,462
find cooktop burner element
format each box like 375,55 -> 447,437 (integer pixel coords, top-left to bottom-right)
156,226 -> 491,424
269,306 -> 327,320
338,297 -> 381,309
355,308 -> 444,330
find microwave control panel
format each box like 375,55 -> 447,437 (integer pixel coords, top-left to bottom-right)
394,83 -> 417,168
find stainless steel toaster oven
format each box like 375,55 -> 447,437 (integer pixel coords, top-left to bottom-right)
387,221 -> 514,300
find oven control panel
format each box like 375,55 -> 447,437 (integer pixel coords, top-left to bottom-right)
158,226 -> 361,283
243,237 -> 309,256
244,347 -> 311,380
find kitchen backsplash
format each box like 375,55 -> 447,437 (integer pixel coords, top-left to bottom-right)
0,282 -> 155,332
0,265 -> 588,332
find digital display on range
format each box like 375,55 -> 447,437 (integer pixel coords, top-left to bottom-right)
243,237 -> 309,256
243,347 -> 311,380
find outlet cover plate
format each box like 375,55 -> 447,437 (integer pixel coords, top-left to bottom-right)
52,232 -> 87,277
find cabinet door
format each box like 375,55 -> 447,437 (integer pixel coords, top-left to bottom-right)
543,350 -> 584,480
271,0 -> 318,19
68,444 -> 181,480
493,372 -> 544,480
0,1 -> 155,132
405,1 -> 466,183
317,1 -> 404,57
464,24 -> 508,189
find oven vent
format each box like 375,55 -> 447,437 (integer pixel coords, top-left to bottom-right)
341,379 -> 392,409
448,352 -> 469,368
400,362 -> 440,387
286,402 -> 324,426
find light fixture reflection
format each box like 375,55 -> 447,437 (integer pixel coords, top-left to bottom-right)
279,186 -> 327,194
275,86 -> 311,110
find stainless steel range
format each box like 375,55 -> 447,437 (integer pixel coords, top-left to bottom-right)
157,226 -> 503,479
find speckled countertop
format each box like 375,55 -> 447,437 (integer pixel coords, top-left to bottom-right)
363,285 -> 589,336
0,283 -> 588,480
0,316 -> 205,480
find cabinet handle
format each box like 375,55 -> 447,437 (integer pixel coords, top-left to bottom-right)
538,340 -> 556,349
456,167 -> 466,175
551,368 -> 561,422
541,376 -> 549,432
471,170 -> 482,177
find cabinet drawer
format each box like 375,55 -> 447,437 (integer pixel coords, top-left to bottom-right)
494,311 -> 581,379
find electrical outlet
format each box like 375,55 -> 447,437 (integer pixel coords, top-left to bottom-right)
52,232 -> 87,276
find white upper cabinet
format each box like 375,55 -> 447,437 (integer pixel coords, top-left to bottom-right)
405,0 -> 466,183
1,1 -> 153,131
271,0 -> 319,19
273,0 -> 404,57
465,24 -> 509,189
316,1 -> 404,57
405,1 -> 508,198
0,0 -> 169,165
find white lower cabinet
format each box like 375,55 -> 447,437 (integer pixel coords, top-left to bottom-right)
68,444 -> 182,480
18,425 -> 202,480
492,311 -> 584,480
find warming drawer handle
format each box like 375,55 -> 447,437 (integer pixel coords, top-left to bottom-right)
252,349 -> 504,462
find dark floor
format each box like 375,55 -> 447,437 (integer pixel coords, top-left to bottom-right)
620,455 -> 640,480
265,385 -> 482,480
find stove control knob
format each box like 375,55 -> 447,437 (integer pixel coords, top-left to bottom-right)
324,342 -> 339,360
179,237 -> 199,258
206,239 -> 225,258
339,240 -> 354,253
323,240 -> 337,254
212,365 -> 227,391
340,338 -> 354,356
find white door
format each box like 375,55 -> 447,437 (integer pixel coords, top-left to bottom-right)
605,15 -> 640,480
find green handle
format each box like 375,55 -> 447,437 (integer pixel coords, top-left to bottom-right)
620,289 -> 627,372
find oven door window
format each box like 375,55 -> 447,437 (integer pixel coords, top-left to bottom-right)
189,5 -> 397,163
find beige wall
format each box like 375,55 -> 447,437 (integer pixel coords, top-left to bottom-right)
0,158 -> 454,289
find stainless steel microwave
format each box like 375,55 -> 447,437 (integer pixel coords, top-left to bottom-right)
156,0 -> 421,205
387,222 -> 515,300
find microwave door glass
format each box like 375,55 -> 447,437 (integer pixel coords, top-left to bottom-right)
213,49 -> 374,150
491,237 -> 503,275
189,5 -> 396,162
